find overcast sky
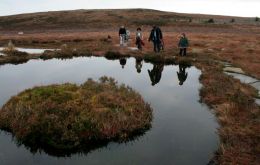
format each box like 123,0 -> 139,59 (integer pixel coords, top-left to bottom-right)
0,0 -> 259,17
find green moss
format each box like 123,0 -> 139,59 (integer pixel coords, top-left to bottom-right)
0,77 -> 152,154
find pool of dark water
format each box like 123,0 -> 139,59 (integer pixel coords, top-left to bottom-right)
0,57 -> 219,165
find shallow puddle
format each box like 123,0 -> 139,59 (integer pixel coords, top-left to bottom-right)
0,57 -> 219,165
224,72 -> 259,84
0,47 -> 56,54
224,70 -> 260,105
222,60 -> 260,105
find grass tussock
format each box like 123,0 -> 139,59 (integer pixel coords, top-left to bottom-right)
1,40 -> 28,56
0,42 -> 29,65
3,40 -> 16,52
40,47 -> 91,60
0,77 -> 152,153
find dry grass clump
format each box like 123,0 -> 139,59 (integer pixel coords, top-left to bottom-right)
0,77 -> 152,153
0,40 -> 28,57
0,40 -> 29,65
3,40 -> 16,52
40,46 -> 91,60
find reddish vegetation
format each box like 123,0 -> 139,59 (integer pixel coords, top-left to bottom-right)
0,9 -> 259,164
196,58 -> 260,164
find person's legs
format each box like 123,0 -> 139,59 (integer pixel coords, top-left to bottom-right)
183,48 -> 187,56
179,48 -> 183,56
136,38 -> 142,50
153,41 -> 157,52
156,40 -> 161,52
123,34 -> 126,45
120,35 -> 123,45
139,42 -> 142,50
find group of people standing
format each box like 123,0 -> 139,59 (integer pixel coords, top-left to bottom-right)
119,25 -> 189,56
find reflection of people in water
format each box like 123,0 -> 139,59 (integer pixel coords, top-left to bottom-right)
148,64 -> 164,86
135,57 -> 143,73
177,64 -> 188,85
119,58 -> 127,69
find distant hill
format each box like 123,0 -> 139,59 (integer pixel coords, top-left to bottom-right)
0,9 -> 257,31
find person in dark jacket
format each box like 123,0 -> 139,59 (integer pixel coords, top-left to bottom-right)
177,64 -> 188,85
119,26 -> 127,46
149,26 -> 163,52
148,64 -> 164,86
178,33 -> 189,56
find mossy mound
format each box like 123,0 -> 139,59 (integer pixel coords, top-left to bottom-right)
0,77 -> 152,152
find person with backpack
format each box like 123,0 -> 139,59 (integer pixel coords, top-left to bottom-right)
149,26 -> 163,53
119,26 -> 127,46
178,33 -> 189,56
136,27 -> 144,50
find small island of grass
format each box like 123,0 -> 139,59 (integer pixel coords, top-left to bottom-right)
0,77 -> 152,152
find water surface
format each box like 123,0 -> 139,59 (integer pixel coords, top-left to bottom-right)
0,57 -> 219,165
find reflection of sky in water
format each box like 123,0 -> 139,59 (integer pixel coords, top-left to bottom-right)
0,57 -> 219,165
